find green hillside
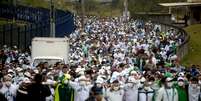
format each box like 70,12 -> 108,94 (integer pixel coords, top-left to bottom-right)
182,24 -> 201,67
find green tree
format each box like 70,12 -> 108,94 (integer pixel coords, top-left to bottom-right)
0,0 -> 13,5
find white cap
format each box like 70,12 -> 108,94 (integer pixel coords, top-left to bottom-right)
177,77 -> 184,81
140,77 -> 146,82
33,69 -> 39,74
101,66 -> 106,69
130,71 -> 137,75
170,55 -> 177,60
8,69 -> 15,73
23,78 -> 31,83
111,72 -> 120,79
21,54 -> 25,57
24,72 -> 31,78
110,76 -> 118,83
128,76 -> 136,83
16,67 -> 23,72
178,72 -> 184,77
166,77 -> 173,82
3,45 -> 7,48
105,66 -> 111,70
96,77 -> 104,84
98,69 -> 105,75
46,79 -> 56,85
7,74 -> 13,78
79,75 -> 87,81
47,72 -> 52,76
13,46 -> 17,48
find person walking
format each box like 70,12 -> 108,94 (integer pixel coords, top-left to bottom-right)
123,76 -> 140,101
105,80 -> 124,101
69,75 -> 93,101
16,78 -> 31,101
0,92 -> 7,101
155,76 -> 178,101
0,75 -> 17,101
188,77 -> 200,101
175,77 -> 188,101
27,74 -> 51,101
138,78 -> 155,101
54,74 -> 74,101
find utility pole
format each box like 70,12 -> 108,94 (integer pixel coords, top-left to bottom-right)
13,0 -> 16,24
123,0 -> 128,22
81,0 -> 85,31
50,0 -> 56,37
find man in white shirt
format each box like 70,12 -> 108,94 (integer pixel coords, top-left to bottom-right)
188,77 -> 200,101
123,76 -> 140,101
0,75 -> 17,101
155,76 -> 178,101
69,75 -> 93,101
105,80 -> 124,101
138,78 -> 155,101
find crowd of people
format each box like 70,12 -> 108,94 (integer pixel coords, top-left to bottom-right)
0,16 -> 201,101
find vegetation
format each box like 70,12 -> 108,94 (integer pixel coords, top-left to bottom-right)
0,20 -> 8,25
182,24 -> 201,67
0,0 -> 186,17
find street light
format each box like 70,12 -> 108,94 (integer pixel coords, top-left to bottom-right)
50,0 -> 56,37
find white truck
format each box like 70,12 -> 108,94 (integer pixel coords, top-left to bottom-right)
31,37 -> 69,67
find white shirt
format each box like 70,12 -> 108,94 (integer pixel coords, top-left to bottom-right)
155,87 -> 178,101
0,84 -> 17,101
188,85 -> 200,101
138,87 -> 154,101
105,89 -> 124,101
123,84 -> 140,101
69,81 -> 93,101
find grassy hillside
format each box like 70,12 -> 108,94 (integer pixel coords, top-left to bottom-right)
182,24 -> 201,66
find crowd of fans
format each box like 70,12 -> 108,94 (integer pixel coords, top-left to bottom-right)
0,16 -> 201,101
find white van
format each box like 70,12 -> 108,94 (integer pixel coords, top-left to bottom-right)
31,37 -> 69,67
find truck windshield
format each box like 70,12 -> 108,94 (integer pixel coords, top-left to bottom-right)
33,59 -> 64,67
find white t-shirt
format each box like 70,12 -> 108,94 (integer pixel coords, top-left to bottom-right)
0,84 -> 17,101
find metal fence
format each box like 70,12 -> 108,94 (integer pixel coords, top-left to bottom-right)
0,23 -> 50,49
0,4 -> 76,49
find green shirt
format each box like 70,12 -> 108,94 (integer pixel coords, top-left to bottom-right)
175,85 -> 188,101
55,84 -> 75,101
